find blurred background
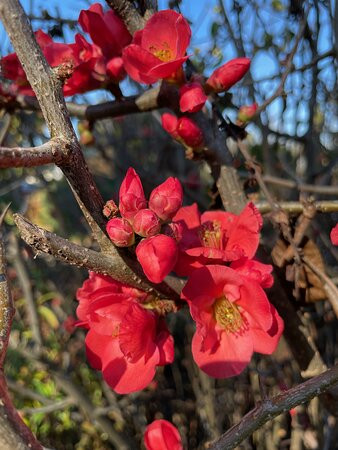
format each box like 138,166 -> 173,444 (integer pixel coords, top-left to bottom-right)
0,0 -> 337,448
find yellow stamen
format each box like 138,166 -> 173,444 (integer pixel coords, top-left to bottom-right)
213,297 -> 242,333
200,220 -> 223,249
150,43 -> 172,62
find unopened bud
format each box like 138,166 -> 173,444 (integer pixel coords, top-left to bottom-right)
106,217 -> 135,247
133,209 -> 161,237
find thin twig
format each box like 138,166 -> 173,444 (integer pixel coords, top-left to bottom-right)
256,200 -> 338,214
209,364 -> 338,450
254,7 -> 310,117
262,175 -> 338,196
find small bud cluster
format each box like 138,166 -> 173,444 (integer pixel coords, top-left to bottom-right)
105,168 -> 183,283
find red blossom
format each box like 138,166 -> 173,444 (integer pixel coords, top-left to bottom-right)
133,209 -> 161,237
122,10 -> 191,84
330,224 -> 338,245
177,116 -> 204,148
149,177 -> 183,221
136,235 -> 178,283
173,202 -> 263,276
76,272 -> 174,394
78,3 -> 131,60
106,217 -> 135,247
119,167 -> 147,222
144,419 -> 183,450
206,57 -> 251,93
179,82 -> 207,113
106,57 -> 126,82
181,265 -> 284,378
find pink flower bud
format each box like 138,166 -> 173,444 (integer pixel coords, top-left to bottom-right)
161,113 -> 179,140
238,103 -> 258,124
177,116 -> 204,148
149,177 -> 183,222
119,168 -> 147,221
133,209 -> 161,237
103,199 -> 119,219
144,419 -> 183,450
206,57 -> 251,93
106,217 -> 135,247
179,82 -> 207,113
106,57 -> 126,82
136,235 -> 178,283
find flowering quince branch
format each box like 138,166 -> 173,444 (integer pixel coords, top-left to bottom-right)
209,364 -> 338,450
0,207 -> 43,450
13,213 -> 180,301
0,139 -> 66,168
105,0 -> 146,34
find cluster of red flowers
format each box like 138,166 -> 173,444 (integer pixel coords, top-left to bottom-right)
77,167 -> 284,394
1,3 -> 132,96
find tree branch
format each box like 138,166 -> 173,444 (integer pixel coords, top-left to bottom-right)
0,0 -> 105,229
0,139 -> 66,168
0,206 -> 42,449
262,175 -> 338,196
209,364 -> 338,450
13,214 -> 180,302
256,200 -> 338,214
105,0 -> 145,34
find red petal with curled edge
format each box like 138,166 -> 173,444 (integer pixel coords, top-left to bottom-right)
250,303 -> 284,354
122,44 -> 160,84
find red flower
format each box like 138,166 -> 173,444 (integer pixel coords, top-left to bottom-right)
106,217 -> 135,247
144,419 -> 183,450
230,258 -> 274,289
136,235 -> 178,283
182,265 -> 284,378
149,177 -> 183,222
76,273 -> 174,394
122,10 -> 191,84
1,30 -> 74,96
133,209 -> 161,237
179,82 -> 207,113
119,167 -> 147,222
330,224 -> 338,246
173,202 -> 263,276
78,3 -> 131,60
206,57 -> 251,93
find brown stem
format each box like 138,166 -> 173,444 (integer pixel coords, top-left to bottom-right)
209,364 -> 338,450
0,139 -> 66,168
13,213 -> 180,302
262,175 -> 338,196
256,200 -> 338,214
0,0 -> 105,230
105,0 -> 145,33
0,207 -> 42,449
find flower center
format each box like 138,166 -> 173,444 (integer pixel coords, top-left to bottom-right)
199,220 -> 224,249
213,297 -> 243,333
150,43 -> 172,62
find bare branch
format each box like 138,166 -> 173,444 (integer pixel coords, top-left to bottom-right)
256,200 -> 338,214
0,139 -> 66,168
0,0 -> 105,229
13,214 -> 180,302
262,175 -> 338,196
254,8 -> 310,117
209,364 -> 338,450
0,206 -> 42,450
105,0 -> 145,34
